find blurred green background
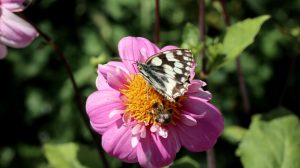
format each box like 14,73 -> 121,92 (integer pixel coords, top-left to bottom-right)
0,0 -> 299,167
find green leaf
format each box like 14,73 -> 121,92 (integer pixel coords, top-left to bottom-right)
181,23 -> 200,50
25,88 -> 52,123
77,145 -> 108,168
236,107 -> 300,168
222,15 -> 270,64
181,23 -> 202,56
44,143 -> 121,168
44,143 -> 86,168
181,23 -> 202,75
222,126 -> 247,144
0,147 -> 15,167
170,156 -> 201,168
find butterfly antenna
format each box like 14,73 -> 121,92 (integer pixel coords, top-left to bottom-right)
120,58 -> 136,62
116,58 -> 138,73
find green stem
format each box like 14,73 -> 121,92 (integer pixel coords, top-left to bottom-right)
199,0 -> 208,78
154,0 -> 160,45
33,26 -> 110,168
199,1 -> 217,168
219,0 -> 251,115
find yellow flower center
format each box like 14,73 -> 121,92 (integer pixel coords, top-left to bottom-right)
121,75 -> 181,126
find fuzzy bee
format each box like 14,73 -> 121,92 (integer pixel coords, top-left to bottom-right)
149,102 -> 173,124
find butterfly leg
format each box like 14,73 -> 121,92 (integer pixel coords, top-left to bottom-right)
131,62 -> 138,74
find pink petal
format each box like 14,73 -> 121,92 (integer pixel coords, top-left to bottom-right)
160,45 -> 178,52
0,8 -> 38,48
186,80 -> 212,101
86,90 -> 124,134
0,44 -> 7,59
131,135 -> 140,148
97,62 -> 130,91
102,121 -> 138,163
177,97 -> 224,152
189,61 -> 196,80
131,124 -> 142,135
107,72 -> 127,90
1,0 -> 25,11
181,114 -> 197,126
95,75 -> 111,91
98,61 -> 129,78
118,36 -> 160,74
137,130 -> 180,168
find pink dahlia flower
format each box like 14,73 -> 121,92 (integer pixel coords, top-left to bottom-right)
0,0 -> 38,59
86,36 -> 224,168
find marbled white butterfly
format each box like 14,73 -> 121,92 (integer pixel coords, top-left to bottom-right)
137,49 -> 194,102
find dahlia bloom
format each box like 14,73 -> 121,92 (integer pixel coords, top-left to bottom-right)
86,36 -> 224,167
0,0 -> 38,59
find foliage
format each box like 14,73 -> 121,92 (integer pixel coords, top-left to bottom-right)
44,143 -> 88,168
170,156 -> 201,168
43,143 -> 122,168
222,126 -> 247,144
222,15 -> 270,64
237,108 -> 300,168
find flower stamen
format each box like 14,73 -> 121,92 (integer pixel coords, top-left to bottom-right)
121,75 -> 181,126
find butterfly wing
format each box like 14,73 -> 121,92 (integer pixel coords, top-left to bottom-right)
138,49 -> 194,102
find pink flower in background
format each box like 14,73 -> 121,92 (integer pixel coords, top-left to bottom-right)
0,0 -> 38,59
86,36 -> 224,168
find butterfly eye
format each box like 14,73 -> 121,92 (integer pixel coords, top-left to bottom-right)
136,63 -> 143,70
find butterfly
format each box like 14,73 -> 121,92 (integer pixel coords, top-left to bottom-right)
137,49 -> 194,102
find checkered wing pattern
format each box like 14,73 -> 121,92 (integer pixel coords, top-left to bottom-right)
137,49 -> 194,102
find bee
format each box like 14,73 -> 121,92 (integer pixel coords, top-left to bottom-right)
149,102 -> 173,124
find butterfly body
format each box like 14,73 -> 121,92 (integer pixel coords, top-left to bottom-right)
137,49 -> 194,102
